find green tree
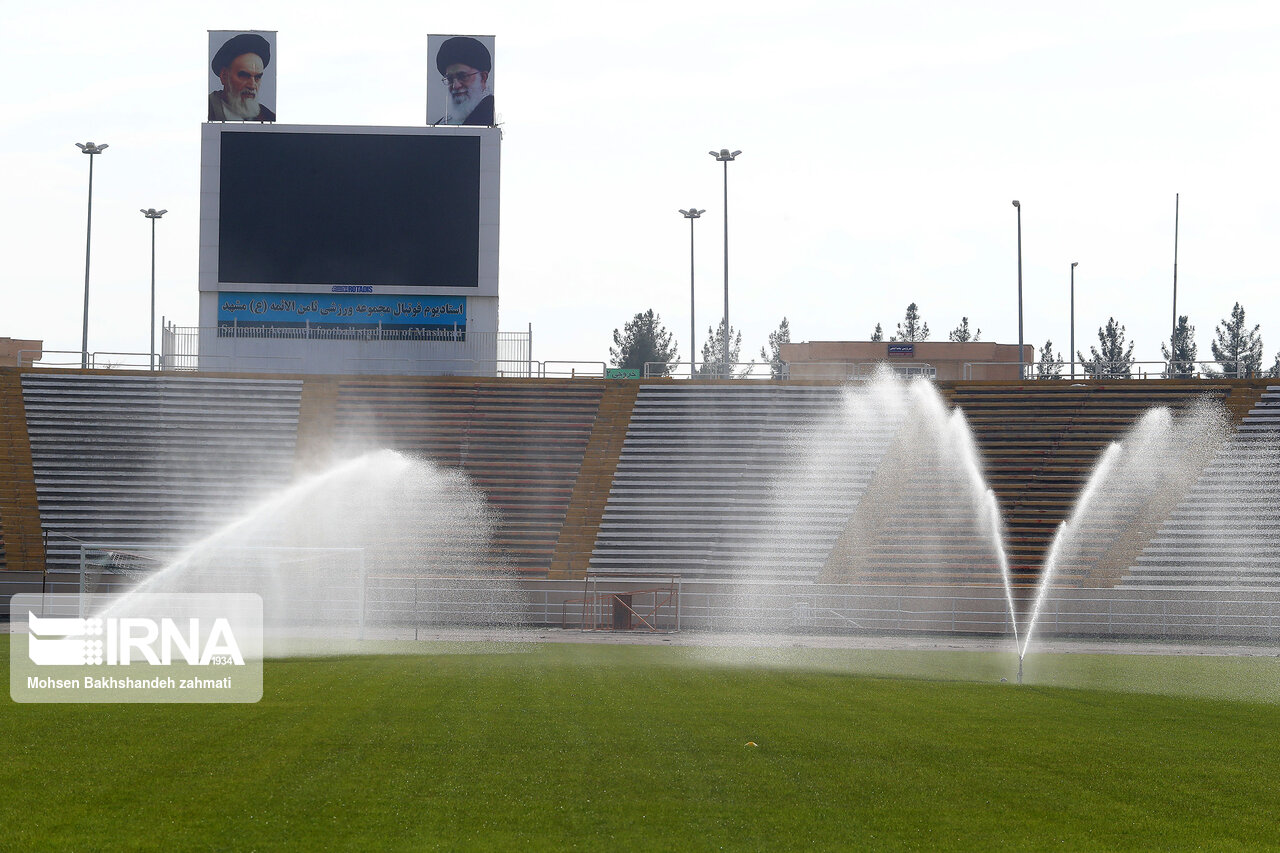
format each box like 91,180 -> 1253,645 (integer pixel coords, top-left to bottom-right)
948,317 -> 981,343
759,317 -> 791,380
1077,318 -> 1136,379
1038,339 -> 1063,379
870,323 -> 884,342
891,303 -> 930,342
1210,302 -> 1264,378
1267,352 -> 1280,379
697,318 -> 748,378
610,309 -> 678,376
1161,315 -> 1198,379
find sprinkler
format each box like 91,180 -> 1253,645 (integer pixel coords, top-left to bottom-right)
1017,655 -> 1023,685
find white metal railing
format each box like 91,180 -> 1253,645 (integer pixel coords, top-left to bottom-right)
18,347 -> 308,373
12,326 -> 536,377
641,360 -> 784,380
12,348 -> 608,381
642,361 -> 936,381
19,350 -> 162,370
643,360 -> 769,379
537,361 -> 608,378
17,346 -> 1268,385
963,360 -> 1264,381
163,324 -> 532,377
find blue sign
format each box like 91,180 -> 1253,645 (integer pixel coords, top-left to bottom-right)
217,292 -> 466,340
887,343 -> 914,358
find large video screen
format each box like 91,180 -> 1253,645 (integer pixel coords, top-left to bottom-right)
218,132 -> 480,287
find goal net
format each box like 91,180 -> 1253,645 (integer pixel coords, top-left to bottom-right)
78,544 -> 368,634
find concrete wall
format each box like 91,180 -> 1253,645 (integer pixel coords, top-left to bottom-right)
0,339 -> 43,368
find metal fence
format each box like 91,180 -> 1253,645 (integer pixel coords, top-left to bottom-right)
16,346 -> 1269,384
161,324 -> 534,377
18,350 -> 161,371
7,574 -> 1280,644
16,332 -> 614,381
965,360 -> 1264,381
641,361 -> 937,380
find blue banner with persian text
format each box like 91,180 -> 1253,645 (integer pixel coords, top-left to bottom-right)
217,292 -> 466,340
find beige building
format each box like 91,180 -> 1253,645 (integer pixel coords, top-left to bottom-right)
780,340 -> 1034,381
0,338 -> 42,368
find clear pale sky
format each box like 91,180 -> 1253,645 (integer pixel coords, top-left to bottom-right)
4,1 -> 1278,372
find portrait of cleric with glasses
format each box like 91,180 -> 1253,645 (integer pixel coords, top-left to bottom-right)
433,36 -> 495,126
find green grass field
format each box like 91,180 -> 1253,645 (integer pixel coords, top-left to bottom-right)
5,636 -> 1280,851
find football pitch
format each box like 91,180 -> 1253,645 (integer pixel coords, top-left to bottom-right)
5,636 -> 1280,850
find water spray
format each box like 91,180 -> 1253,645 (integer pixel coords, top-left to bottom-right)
94,450 -> 512,650
943,408 -> 1021,656
1019,442 -> 1124,664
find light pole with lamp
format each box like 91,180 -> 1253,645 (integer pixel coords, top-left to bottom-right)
76,142 -> 108,369
1170,192 -> 1179,375
1012,200 -> 1023,378
1070,262 -> 1078,379
141,209 -> 167,371
679,207 -> 705,378
709,148 -> 741,378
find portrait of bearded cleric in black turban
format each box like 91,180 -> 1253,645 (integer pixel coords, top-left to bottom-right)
208,31 -> 277,122
429,35 -> 495,126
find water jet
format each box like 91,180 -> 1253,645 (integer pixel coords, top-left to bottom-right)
97,449 -> 518,652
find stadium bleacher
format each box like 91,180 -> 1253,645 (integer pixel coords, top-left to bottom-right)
1118,386 -> 1280,589
3,369 -> 1276,595
588,384 -> 895,582
20,373 -> 302,573
329,378 -> 603,575
938,382 -> 1248,584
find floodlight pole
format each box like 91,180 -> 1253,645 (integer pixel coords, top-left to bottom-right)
679,207 -> 705,378
1012,200 -> 1023,379
141,209 -> 168,371
76,142 -> 108,369
710,149 -> 741,378
1171,192 -> 1179,373
1070,262 -> 1078,380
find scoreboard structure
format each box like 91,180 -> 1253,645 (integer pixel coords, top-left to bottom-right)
197,123 -> 501,374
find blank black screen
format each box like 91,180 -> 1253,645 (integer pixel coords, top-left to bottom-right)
218,132 -> 481,287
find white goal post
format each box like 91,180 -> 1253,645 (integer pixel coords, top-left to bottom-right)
77,544 -> 369,635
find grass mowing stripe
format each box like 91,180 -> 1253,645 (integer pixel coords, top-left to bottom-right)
4,638 -> 1280,850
